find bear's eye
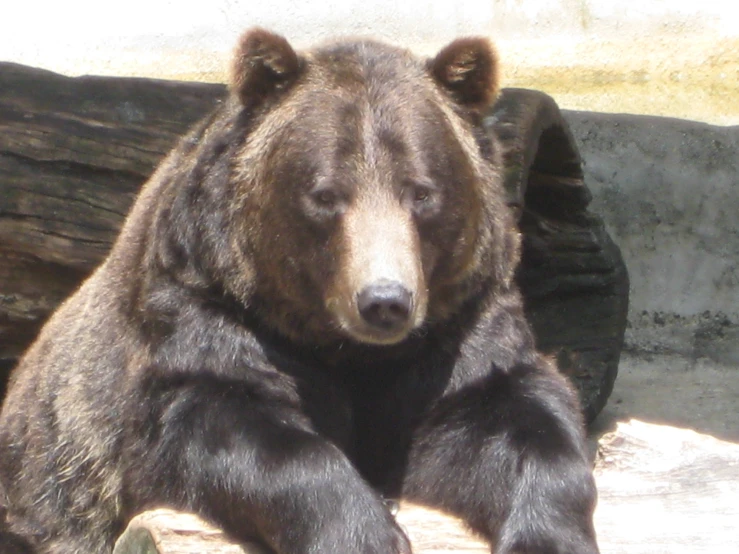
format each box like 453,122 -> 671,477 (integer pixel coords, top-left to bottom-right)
302,187 -> 346,221
413,187 -> 430,203
401,181 -> 441,219
313,189 -> 338,208
403,182 -> 436,207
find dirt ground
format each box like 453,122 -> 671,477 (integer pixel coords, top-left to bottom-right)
590,352 -> 739,443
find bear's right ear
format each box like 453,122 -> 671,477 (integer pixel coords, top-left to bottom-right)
230,28 -> 303,109
429,37 -> 499,112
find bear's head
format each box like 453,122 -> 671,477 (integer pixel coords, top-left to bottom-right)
151,29 -> 519,347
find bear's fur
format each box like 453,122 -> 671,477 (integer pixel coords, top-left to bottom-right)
0,29 -> 599,554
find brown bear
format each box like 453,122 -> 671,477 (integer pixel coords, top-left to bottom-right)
0,29 -> 599,554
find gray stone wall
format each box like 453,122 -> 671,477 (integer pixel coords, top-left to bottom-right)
564,112 -> 739,365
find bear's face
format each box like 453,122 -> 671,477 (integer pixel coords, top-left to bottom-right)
222,30 -> 514,346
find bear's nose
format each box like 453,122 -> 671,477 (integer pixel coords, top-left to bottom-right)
357,282 -> 413,331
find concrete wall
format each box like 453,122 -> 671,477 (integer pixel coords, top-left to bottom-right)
564,112 -> 739,365
2,0 -> 738,124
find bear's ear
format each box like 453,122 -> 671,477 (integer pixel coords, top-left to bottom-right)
429,37 -> 499,111
230,28 -> 303,109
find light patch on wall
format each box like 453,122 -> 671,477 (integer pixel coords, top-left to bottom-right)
1,0 -> 737,124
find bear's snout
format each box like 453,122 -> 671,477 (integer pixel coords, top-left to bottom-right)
326,196 -> 428,345
357,280 -> 413,333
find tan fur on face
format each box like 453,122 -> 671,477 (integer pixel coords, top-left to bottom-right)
226,35 -> 515,344
327,191 -> 427,345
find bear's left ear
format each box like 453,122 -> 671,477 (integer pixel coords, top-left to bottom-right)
230,28 -> 303,109
429,37 -> 499,111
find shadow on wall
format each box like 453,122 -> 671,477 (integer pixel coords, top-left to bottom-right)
590,352 -> 739,443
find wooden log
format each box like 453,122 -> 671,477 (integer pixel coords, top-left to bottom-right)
113,510 -> 268,554
0,63 -> 225,359
112,420 -> 739,553
113,503 -> 489,554
394,504 -> 489,554
593,419 -> 739,553
0,63 -> 628,420
488,88 -> 629,422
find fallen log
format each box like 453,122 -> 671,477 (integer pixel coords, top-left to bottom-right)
593,419 -> 739,553
489,88 -> 629,421
113,510 -> 269,554
112,420 -> 739,553
0,63 -> 628,420
113,503 -> 489,554
0,63 -> 226,405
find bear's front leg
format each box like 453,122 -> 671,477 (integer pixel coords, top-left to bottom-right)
122,370 -> 410,554
402,361 -> 599,554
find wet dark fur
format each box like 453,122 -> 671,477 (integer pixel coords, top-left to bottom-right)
0,29 -> 599,554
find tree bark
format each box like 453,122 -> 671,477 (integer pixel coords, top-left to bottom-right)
489,88 -> 629,421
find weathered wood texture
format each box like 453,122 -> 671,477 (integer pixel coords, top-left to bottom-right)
490,88 -> 629,420
0,62 -> 226,360
593,420 -> 739,553
113,503 -> 489,554
112,420 -> 739,554
113,510 -> 269,554
0,63 -> 628,419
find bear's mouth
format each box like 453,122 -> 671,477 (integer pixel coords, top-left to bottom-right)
337,317 -> 417,346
